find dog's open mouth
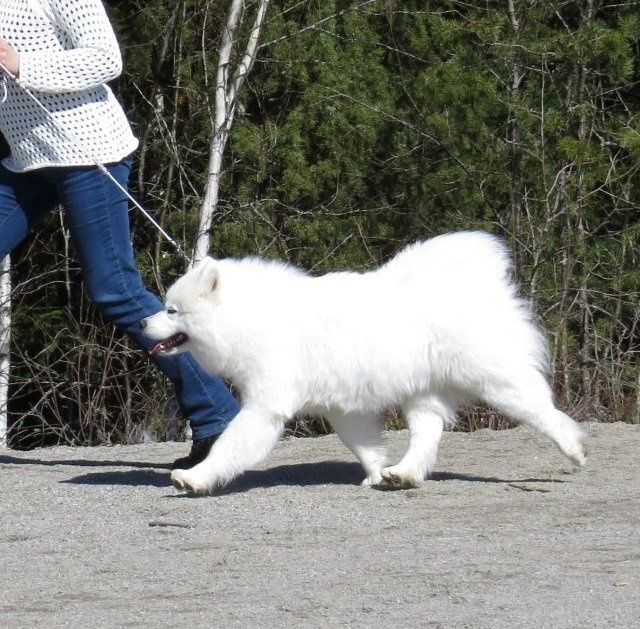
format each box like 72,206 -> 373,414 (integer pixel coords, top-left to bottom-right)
148,333 -> 189,356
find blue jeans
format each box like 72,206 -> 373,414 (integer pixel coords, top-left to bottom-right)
0,158 -> 239,440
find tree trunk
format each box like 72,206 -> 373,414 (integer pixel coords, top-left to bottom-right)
0,255 -> 11,447
192,0 -> 270,265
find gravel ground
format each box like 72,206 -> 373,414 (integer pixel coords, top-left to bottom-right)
1,422 -> 639,628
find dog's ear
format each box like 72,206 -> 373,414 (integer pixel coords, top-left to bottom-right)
194,257 -> 220,295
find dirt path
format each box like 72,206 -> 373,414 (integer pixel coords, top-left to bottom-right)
1,422 -> 639,628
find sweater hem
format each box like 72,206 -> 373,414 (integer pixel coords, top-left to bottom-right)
1,138 -> 139,173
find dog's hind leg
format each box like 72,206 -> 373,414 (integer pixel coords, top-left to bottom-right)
381,395 -> 454,488
171,407 -> 285,495
328,412 -> 388,486
481,369 -> 586,467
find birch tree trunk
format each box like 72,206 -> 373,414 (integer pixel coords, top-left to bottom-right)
192,0 -> 270,265
0,255 -> 10,448
505,0 -> 525,271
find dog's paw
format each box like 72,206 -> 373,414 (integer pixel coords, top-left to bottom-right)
171,469 -> 211,495
557,431 -> 588,468
567,436 -> 588,467
380,465 -> 422,489
361,471 -> 383,487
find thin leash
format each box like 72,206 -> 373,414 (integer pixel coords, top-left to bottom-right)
0,61 -> 189,262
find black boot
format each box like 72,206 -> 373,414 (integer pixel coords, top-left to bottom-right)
171,433 -> 220,470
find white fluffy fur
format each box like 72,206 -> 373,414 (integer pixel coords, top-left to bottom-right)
142,231 -> 586,494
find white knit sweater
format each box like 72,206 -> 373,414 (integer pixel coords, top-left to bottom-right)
0,0 -> 138,172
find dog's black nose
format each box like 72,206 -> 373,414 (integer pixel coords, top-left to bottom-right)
139,319 -> 147,330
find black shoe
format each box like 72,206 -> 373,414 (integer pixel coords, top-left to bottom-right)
171,433 -> 220,470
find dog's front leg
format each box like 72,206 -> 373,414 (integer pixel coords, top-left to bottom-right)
171,407 -> 285,495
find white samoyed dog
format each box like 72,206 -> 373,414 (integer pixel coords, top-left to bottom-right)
142,231 -> 586,495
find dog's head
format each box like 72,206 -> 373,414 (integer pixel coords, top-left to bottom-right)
141,257 -> 221,357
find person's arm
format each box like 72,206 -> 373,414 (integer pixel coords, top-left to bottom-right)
0,40 -> 20,76
17,0 -> 122,93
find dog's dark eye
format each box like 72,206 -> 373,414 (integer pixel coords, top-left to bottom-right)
167,307 -> 178,315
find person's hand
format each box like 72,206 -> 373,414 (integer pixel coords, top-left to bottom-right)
0,39 -> 19,76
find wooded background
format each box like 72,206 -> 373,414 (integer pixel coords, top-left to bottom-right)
3,0 -> 639,447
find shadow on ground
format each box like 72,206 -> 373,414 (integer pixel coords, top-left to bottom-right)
0,454 -> 171,470
62,461 -> 365,491
1,453 -> 564,494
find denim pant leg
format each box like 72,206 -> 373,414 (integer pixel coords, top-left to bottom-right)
0,165 -> 57,256
44,160 -> 239,439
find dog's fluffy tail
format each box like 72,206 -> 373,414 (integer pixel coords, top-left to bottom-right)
384,232 -> 549,376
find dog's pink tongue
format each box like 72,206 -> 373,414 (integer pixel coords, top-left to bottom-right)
148,333 -> 187,355
148,341 -> 166,356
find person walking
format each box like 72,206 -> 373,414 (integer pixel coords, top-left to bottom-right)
0,0 -> 239,467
